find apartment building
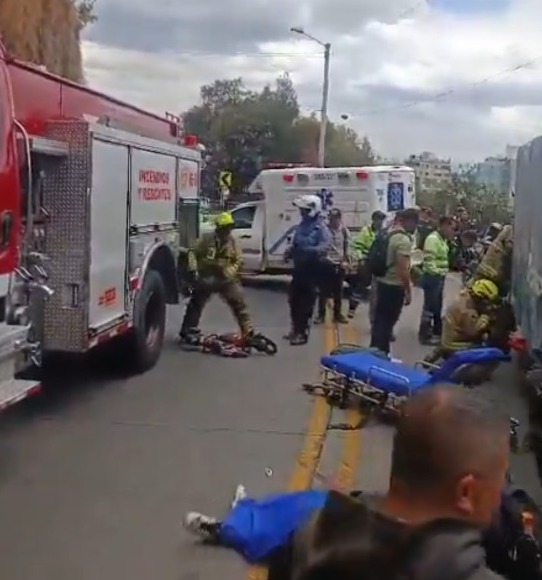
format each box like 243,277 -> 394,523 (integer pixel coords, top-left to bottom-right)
405,151 -> 452,194
472,146 -> 518,197
473,156 -> 510,193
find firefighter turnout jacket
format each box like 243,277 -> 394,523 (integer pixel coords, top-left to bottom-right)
442,290 -> 492,351
188,232 -> 242,280
471,225 -> 513,292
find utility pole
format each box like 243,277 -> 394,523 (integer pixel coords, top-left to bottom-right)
290,27 -> 331,168
318,42 -> 331,167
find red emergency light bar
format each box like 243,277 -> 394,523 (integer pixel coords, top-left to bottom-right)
356,171 -> 369,179
283,174 -> 294,182
183,134 -> 198,147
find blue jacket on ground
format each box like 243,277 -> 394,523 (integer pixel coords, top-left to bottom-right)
289,217 -> 331,267
219,489 -> 328,563
216,486 -> 540,573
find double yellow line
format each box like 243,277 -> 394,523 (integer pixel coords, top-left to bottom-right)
247,319 -> 364,580
330,322 -> 364,491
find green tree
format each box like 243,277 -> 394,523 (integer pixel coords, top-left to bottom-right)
183,75 -> 377,196
75,0 -> 98,30
291,115 -> 375,166
326,127 -> 376,166
428,173 -> 512,225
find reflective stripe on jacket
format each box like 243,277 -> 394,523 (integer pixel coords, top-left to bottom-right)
188,232 -> 242,279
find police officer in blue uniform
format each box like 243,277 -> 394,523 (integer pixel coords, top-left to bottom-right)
285,194 -> 331,345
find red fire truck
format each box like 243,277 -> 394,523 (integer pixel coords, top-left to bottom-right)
0,42 -> 201,410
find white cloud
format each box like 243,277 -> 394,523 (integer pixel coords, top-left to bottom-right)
82,0 -> 542,161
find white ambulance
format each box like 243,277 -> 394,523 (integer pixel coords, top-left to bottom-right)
228,165 -> 416,274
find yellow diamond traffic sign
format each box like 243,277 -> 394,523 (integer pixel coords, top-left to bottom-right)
219,171 -> 232,189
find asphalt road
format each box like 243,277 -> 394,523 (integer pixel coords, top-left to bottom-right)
0,277 -> 539,580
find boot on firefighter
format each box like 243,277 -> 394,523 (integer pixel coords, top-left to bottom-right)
179,212 -> 255,346
424,279 -> 500,383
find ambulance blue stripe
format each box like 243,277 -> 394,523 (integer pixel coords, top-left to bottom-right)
268,225 -> 297,254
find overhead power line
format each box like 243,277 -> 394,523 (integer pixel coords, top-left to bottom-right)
346,54 -> 542,118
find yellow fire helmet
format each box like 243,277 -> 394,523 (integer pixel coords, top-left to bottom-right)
215,211 -> 235,228
470,278 -> 499,301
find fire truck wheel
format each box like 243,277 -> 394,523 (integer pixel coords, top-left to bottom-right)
129,269 -> 166,372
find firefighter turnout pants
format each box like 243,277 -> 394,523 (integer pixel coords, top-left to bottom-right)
181,279 -> 253,336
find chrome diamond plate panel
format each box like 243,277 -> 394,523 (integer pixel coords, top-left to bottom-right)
41,121 -> 91,352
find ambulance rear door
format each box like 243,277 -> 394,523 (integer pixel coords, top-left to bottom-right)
315,168 -> 373,231
382,166 -> 416,215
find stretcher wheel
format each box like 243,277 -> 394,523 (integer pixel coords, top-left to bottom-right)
326,390 -> 343,406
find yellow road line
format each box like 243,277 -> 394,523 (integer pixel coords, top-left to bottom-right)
246,321 -> 336,580
287,321 -> 336,491
333,321 -> 364,490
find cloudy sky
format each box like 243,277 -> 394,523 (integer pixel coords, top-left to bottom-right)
82,0 -> 542,162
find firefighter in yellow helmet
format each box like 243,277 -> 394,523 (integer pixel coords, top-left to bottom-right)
470,224 -> 513,295
179,211 -> 253,344
424,278 -> 500,380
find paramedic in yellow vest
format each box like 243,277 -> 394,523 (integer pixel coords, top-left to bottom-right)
179,212 -> 253,345
418,216 -> 455,345
347,210 -> 386,318
425,278 -> 499,365
470,224 -> 513,296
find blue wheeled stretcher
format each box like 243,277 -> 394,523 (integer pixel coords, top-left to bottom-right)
311,346 -> 510,413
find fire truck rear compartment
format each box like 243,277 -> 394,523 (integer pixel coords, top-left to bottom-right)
35,120 -> 195,355
0,120 -> 199,403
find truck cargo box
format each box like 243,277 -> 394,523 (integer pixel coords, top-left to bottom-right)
512,136 -> 542,358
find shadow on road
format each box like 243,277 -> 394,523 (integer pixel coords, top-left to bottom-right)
241,275 -> 290,293
0,345 -> 134,429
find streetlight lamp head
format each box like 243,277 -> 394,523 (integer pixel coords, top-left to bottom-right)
290,26 -> 304,34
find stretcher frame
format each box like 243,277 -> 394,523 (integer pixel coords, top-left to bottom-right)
304,350 -> 522,453
304,361 -> 429,415
304,348 -> 508,417
303,347 -> 509,422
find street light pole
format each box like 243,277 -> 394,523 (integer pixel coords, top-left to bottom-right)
318,42 -> 330,167
290,27 -> 330,167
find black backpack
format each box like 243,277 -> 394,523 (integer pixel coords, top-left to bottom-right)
367,230 -> 404,277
